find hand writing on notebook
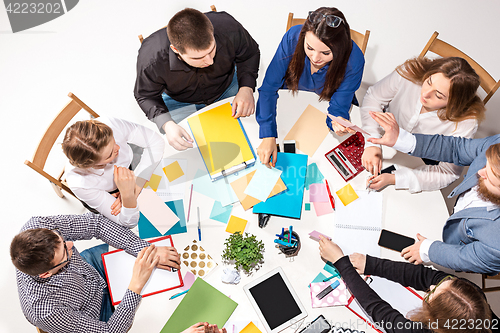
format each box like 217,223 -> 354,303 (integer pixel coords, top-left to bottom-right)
163,120 -> 194,151
231,87 -> 255,118
128,244 -> 160,295
401,233 -> 426,265
367,173 -> 395,191
257,137 -> 277,168
366,111 -> 399,147
182,322 -> 227,333
156,246 -> 181,271
362,146 -> 383,176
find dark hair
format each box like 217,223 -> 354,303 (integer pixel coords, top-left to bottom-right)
10,229 -> 61,276
62,119 -> 113,169
409,278 -> 492,333
397,57 -> 485,123
284,7 -> 352,101
167,8 -> 214,54
486,143 -> 500,179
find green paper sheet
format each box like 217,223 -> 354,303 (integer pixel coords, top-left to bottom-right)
160,278 -> 238,333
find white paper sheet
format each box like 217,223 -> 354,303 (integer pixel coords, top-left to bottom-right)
138,188 -> 180,234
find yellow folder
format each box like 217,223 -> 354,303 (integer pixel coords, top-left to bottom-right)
188,103 -> 255,180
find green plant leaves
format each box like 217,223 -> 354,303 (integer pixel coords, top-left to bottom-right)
222,231 -> 265,275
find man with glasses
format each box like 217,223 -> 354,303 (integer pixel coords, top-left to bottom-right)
368,111 -> 500,274
134,8 -> 260,151
10,213 -> 181,333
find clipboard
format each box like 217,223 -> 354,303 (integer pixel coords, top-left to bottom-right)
188,102 -> 256,181
101,235 -> 183,305
346,276 -> 423,333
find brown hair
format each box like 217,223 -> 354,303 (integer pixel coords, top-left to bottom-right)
167,8 -> 214,54
397,57 -> 486,123
284,7 -> 352,102
62,119 -> 113,169
409,278 -> 492,333
10,229 -> 61,276
485,143 -> 500,179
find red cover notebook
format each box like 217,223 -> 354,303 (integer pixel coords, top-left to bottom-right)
102,235 -> 183,305
346,276 -> 423,333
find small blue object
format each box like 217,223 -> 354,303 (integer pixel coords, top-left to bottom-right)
198,228 -> 202,241
169,289 -> 189,300
330,280 -> 340,290
274,239 -> 297,247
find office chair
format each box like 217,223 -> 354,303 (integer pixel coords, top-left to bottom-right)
24,92 -> 99,198
286,12 -> 371,55
420,31 -> 500,105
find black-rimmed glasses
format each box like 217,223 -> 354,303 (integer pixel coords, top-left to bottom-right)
308,11 -> 344,28
47,228 -> 70,271
424,275 -> 456,302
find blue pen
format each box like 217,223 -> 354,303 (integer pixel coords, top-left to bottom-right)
197,207 -> 201,241
169,289 -> 189,300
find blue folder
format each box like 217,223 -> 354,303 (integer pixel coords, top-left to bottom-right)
252,153 -> 308,219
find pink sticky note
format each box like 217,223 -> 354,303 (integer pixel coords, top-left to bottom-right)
179,271 -> 195,291
309,231 -> 332,242
309,183 -> 329,202
310,280 -> 349,308
312,201 -> 334,216
328,115 -> 371,136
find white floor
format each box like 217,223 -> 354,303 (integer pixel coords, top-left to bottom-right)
1,1 -> 499,331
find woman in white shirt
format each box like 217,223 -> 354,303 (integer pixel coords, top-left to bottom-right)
361,57 -> 485,193
63,117 -> 165,227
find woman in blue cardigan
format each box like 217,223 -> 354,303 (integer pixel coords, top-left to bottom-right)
256,7 -> 365,167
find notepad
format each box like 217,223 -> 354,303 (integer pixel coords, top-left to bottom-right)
188,103 -> 256,181
102,236 -> 183,305
137,188 -> 179,234
160,278 -> 238,333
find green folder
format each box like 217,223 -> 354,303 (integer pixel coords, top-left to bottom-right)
160,277 -> 238,332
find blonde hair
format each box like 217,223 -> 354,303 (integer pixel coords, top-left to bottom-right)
62,119 -> 113,169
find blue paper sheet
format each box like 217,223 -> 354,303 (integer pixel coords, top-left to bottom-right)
304,163 -> 324,190
308,272 -> 328,288
209,200 -> 232,224
324,262 -> 341,277
138,199 -> 187,239
252,153 -> 308,219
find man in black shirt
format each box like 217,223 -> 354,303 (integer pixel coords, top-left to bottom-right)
134,8 -> 260,150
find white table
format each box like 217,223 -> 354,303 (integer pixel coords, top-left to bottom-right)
131,90 -> 450,333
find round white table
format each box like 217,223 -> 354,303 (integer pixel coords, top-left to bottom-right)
131,90 -> 450,333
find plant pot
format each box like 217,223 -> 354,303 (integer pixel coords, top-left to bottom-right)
278,231 -> 301,257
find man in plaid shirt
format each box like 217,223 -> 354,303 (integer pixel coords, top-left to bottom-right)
10,212 -> 181,333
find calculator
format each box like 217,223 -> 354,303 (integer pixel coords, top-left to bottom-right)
325,132 -> 365,182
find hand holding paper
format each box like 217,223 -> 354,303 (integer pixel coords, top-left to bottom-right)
328,115 -> 371,136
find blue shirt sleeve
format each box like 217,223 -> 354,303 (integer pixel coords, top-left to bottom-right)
256,26 -> 300,139
325,42 -> 365,130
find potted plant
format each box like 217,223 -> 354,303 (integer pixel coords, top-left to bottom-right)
222,232 -> 265,275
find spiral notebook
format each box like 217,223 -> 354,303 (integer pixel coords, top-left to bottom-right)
333,191 -> 382,257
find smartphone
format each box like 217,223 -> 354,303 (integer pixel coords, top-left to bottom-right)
284,140 -> 296,153
378,229 -> 415,252
298,315 -> 331,333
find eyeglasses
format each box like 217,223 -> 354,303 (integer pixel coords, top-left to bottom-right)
424,275 -> 456,302
308,11 -> 344,28
47,228 -> 70,271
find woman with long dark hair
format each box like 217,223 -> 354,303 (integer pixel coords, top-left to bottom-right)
256,7 -> 365,167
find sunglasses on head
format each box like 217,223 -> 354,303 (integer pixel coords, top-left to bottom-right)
308,11 -> 344,28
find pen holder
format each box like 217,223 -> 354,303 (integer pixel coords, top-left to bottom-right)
278,231 -> 301,257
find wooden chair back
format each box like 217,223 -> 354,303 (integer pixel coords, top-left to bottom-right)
36,327 -> 48,333
24,92 -> 99,198
482,272 -> 500,292
419,31 -> 500,105
139,5 -> 218,44
285,12 -> 370,55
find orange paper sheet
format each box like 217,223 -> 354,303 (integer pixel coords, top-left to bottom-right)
143,173 -> 162,192
336,183 -> 359,206
284,104 -> 330,156
162,161 -> 184,182
240,322 -> 262,333
230,170 -> 287,210
225,215 -> 248,234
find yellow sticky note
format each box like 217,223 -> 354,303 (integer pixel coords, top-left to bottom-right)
163,161 -> 185,182
143,173 -> 161,192
225,215 -> 248,234
336,183 -> 359,206
240,322 -> 262,333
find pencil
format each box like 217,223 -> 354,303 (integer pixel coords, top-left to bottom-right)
187,184 -> 194,222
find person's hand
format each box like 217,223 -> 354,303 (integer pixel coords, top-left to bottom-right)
156,246 -> 181,271
232,87 -> 255,118
163,121 -> 194,151
319,235 -> 344,263
128,244 -> 160,294
327,115 -> 356,136
114,166 -> 138,205
349,253 -> 366,275
366,111 -> 399,147
367,173 -> 395,191
110,192 -> 122,216
401,233 -> 426,265
181,323 -> 227,333
257,137 -> 277,168
362,146 -> 383,176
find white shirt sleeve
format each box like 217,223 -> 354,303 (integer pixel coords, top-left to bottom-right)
392,127 -> 416,153
360,71 -> 402,149
419,238 -> 434,264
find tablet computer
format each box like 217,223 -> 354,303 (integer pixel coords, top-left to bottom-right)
243,267 -> 307,332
